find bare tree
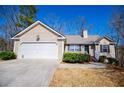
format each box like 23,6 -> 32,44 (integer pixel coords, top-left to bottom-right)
43,15 -> 92,35
110,6 -> 124,42
69,16 -> 93,35
43,14 -> 66,34
0,6 -> 20,50
0,37 -> 7,51
109,22 -> 121,46
110,6 -> 124,67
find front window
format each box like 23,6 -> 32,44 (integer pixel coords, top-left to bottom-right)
68,45 -> 81,52
100,45 -> 110,52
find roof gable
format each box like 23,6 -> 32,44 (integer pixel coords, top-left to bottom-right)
95,36 -> 114,42
12,21 -> 65,39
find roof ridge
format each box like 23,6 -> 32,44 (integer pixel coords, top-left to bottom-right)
65,35 -> 100,37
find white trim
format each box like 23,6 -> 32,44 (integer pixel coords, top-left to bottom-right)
58,37 -> 66,40
104,36 -> 114,42
11,21 -> 65,39
68,44 -> 81,52
20,41 -> 57,45
97,36 -> 115,43
12,38 -> 20,40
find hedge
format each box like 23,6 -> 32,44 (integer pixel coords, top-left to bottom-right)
0,51 -> 16,60
63,52 -> 90,63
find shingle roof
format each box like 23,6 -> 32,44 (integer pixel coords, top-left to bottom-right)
95,36 -> 114,42
65,35 -> 100,44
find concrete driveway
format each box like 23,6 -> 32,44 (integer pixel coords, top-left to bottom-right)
0,59 -> 58,87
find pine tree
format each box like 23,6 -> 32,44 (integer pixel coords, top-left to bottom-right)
17,5 -> 38,29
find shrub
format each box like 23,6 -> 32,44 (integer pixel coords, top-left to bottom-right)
83,54 -> 91,62
0,51 -> 16,60
63,52 -> 90,63
98,56 -> 106,63
63,52 -> 78,63
107,57 -> 119,66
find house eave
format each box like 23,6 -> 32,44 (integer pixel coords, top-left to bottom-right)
11,37 -> 20,40
58,37 -> 66,40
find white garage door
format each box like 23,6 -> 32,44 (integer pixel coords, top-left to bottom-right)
18,42 -> 58,59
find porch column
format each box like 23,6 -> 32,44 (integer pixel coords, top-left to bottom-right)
81,45 -> 84,54
89,45 -> 92,56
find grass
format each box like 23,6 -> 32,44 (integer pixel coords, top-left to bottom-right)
49,68 -> 124,87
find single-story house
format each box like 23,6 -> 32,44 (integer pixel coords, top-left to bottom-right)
12,21 -> 115,61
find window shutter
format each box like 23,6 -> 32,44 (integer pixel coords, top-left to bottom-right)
108,45 -> 110,53
100,45 -> 102,52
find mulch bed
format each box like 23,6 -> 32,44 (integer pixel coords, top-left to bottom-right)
61,61 -> 91,64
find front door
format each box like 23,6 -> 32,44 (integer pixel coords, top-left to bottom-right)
84,45 -> 89,54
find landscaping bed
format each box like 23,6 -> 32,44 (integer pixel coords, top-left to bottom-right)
61,61 -> 91,64
0,51 -> 16,60
49,68 -> 124,87
98,55 -> 119,66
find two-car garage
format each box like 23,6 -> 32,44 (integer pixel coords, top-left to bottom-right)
18,42 -> 58,59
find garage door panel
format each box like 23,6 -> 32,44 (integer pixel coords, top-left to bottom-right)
19,42 -> 58,59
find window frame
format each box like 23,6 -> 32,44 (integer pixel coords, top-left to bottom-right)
100,45 -> 110,53
68,44 -> 81,52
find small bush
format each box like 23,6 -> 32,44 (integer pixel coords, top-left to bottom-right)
107,57 -> 119,66
63,52 -> 90,63
0,51 -> 16,60
98,56 -> 106,63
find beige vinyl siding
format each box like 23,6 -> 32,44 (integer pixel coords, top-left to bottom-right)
65,45 -> 68,52
19,24 -> 58,42
109,45 -> 115,58
13,40 -> 20,55
58,40 -> 65,61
